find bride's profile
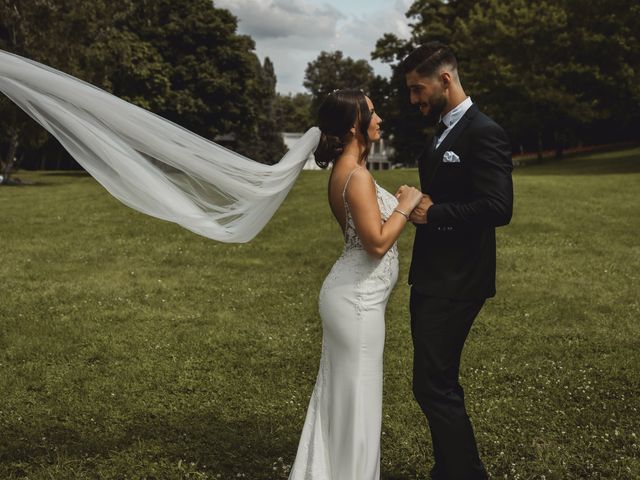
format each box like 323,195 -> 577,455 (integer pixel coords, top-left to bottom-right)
288,89 -> 422,479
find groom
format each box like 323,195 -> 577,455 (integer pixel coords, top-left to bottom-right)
402,42 -> 513,479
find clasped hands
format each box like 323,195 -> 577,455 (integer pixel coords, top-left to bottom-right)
395,185 -> 433,224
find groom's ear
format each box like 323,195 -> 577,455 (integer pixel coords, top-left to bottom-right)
441,71 -> 452,88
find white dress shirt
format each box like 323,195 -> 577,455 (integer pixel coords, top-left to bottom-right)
435,96 -> 473,149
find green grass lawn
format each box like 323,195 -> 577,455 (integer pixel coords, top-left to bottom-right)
1,147 -> 639,479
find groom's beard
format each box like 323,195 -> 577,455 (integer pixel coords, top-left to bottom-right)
421,94 -> 447,126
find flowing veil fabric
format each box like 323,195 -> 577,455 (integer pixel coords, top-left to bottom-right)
0,49 -> 320,242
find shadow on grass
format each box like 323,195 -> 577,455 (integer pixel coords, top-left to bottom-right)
0,409 -> 299,477
515,146 -> 640,176
0,408 -> 419,478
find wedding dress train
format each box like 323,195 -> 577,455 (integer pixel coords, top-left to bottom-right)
289,168 -> 399,480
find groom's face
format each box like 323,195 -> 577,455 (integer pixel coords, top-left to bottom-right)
405,70 -> 447,125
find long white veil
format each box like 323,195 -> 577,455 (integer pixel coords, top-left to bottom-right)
0,49 -> 321,243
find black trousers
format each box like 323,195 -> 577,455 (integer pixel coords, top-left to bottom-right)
409,286 -> 488,480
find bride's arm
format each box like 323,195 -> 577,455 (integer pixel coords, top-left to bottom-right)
346,169 -> 421,259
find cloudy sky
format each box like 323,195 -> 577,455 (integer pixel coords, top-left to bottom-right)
216,0 -> 413,94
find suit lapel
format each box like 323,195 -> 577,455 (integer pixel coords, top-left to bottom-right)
433,104 -> 478,156
421,104 -> 479,192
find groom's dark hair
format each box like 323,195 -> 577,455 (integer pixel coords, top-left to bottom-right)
401,42 -> 458,77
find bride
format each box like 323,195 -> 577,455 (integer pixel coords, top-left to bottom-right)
0,51 -> 422,480
288,89 -> 422,479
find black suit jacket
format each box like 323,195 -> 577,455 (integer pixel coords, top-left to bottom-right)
408,104 -> 513,300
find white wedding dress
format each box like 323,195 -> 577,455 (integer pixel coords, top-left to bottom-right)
289,168 -> 400,480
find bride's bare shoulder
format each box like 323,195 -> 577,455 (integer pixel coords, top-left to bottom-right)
343,166 -> 375,197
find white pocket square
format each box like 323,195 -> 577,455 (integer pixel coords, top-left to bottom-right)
442,151 -> 460,163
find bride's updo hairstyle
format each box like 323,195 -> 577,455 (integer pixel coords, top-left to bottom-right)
314,89 -> 373,169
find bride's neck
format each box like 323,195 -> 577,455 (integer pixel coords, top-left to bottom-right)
340,139 -> 366,166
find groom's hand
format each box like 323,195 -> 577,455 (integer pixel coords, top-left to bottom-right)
409,194 -> 433,224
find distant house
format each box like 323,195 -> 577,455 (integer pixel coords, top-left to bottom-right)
367,137 -> 393,170
281,132 -> 393,170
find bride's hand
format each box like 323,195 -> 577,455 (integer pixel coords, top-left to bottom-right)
395,185 -> 413,200
396,185 -> 423,211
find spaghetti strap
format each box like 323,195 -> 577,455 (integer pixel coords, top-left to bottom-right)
342,166 -> 363,200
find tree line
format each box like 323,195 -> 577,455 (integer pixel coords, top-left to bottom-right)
1,0 -> 638,180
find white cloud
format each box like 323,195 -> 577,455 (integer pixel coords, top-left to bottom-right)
216,0 -> 413,93
217,0 -> 342,39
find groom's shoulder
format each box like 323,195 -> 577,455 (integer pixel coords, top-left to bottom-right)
467,107 -> 507,138
469,107 -> 501,130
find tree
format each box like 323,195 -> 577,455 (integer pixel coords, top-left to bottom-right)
559,0 -> 640,145
236,57 -> 287,164
303,51 -> 375,116
455,0 -> 612,158
106,0 -> 285,163
274,93 -> 313,132
110,0 -> 265,142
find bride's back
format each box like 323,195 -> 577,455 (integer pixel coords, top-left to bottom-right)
327,164 -> 366,236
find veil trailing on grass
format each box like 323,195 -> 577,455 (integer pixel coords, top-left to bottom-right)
0,49 -> 320,243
